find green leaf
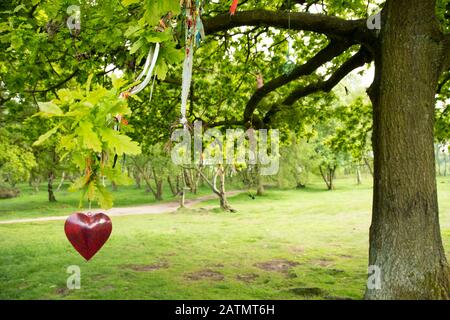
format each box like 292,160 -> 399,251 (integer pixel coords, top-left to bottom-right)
96,185 -> 113,209
160,44 -> 184,65
77,121 -> 102,152
122,0 -> 140,6
86,73 -> 94,95
145,30 -> 171,43
69,176 -> 88,192
155,59 -> 168,80
99,128 -> 141,155
128,94 -> 143,102
37,102 -> 63,117
14,4 -> 26,13
130,39 -> 143,54
33,125 -> 60,146
125,25 -> 142,38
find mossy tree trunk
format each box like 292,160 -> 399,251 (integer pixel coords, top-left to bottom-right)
365,0 -> 450,299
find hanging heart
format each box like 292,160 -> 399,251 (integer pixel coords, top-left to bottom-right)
64,212 -> 112,261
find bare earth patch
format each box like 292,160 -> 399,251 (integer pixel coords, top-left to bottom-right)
127,261 -> 169,272
254,259 -> 300,274
236,273 -> 259,283
208,263 -> 224,268
55,287 -> 69,297
186,269 -> 224,281
289,287 -> 326,297
311,258 -> 334,267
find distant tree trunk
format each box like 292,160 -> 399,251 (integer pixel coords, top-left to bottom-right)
56,172 -> 66,191
167,176 -> 178,196
364,157 -> 374,177
184,168 -> 197,194
30,176 -> 40,193
179,188 -> 186,208
436,145 -> 442,176
319,165 -> 336,190
111,181 -> 118,192
217,165 -> 234,211
256,165 -> 264,196
443,149 -> 448,177
152,168 -> 163,201
156,180 -> 163,200
365,0 -> 450,299
134,171 -> 141,189
196,165 -> 235,212
48,172 -> 56,202
356,165 -> 362,185
176,174 -> 182,194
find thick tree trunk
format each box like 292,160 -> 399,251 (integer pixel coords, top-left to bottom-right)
366,0 -> 450,299
48,172 -> 56,202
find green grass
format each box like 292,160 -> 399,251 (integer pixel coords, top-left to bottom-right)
0,176 -> 449,300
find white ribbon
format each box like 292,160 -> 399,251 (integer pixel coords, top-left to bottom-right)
129,42 -> 160,96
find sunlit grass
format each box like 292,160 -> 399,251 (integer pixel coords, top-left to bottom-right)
0,176 -> 449,299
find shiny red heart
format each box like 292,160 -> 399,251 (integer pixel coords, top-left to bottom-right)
64,212 -> 112,261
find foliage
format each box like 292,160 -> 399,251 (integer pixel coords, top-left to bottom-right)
33,78 -> 141,208
0,129 -> 36,187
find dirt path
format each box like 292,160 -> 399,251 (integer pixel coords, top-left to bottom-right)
0,191 -> 244,225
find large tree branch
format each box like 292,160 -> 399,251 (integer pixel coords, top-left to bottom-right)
203,10 -> 371,43
24,69 -> 80,94
243,39 -> 352,122
263,47 -> 372,123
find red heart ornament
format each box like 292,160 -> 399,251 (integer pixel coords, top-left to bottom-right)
64,212 -> 112,261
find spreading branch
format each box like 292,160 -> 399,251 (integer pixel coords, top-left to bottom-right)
203,9 -> 370,43
243,39 -> 352,122
24,69 -> 80,94
263,47 -> 372,123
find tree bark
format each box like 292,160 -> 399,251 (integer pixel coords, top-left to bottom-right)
47,171 -> 56,202
152,168 -> 163,201
168,176 -> 178,196
366,0 -> 450,299
319,165 -> 335,190
196,165 -> 235,212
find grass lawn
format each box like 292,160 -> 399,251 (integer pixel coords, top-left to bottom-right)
0,176 -> 449,299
